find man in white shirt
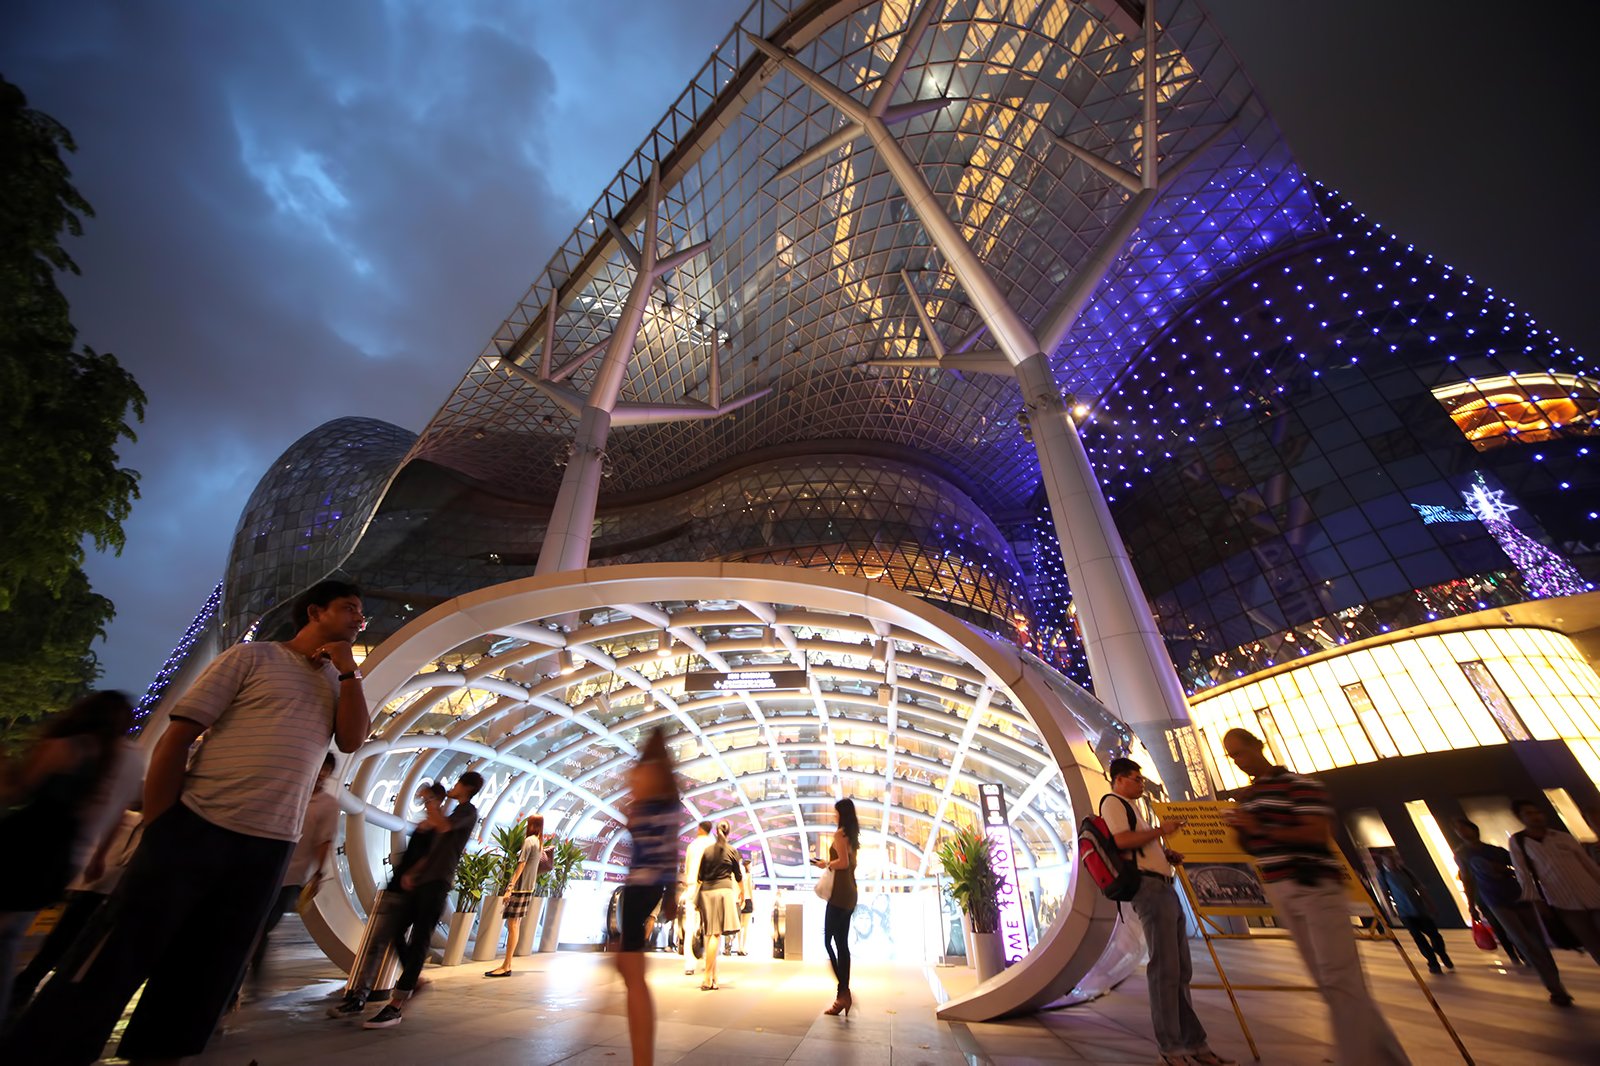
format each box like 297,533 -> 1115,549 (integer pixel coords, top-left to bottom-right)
681,821 -> 713,977
1510,798 -> 1600,965
1101,757 -> 1234,1066
250,753 -> 340,973
4,580 -> 371,1066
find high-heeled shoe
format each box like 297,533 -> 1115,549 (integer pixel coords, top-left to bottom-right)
822,991 -> 853,1017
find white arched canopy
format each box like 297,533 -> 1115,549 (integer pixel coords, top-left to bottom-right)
310,562 -> 1134,1019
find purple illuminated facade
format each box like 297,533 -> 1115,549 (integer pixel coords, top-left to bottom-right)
138,2 -> 1596,801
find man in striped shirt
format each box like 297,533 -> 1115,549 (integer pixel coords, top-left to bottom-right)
1509,798 -> 1600,965
4,580 -> 371,1065
1222,728 -> 1409,1066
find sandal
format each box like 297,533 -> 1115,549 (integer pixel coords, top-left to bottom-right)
1191,1053 -> 1237,1066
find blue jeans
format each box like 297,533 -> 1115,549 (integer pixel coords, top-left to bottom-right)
1130,873 -> 1207,1054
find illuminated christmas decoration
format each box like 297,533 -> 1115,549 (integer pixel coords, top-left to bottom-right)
1462,473 -> 1589,599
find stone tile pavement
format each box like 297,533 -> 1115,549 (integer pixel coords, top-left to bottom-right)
78,925 -> 1600,1064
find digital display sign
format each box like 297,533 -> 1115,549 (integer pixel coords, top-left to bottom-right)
682,669 -> 809,695
979,784 -> 1029,965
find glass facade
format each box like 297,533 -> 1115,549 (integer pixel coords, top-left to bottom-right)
222,417 -> 415,639
1093,189 -> 1595,692
1189,627 -> 1600,790
131,1 -> 1600,932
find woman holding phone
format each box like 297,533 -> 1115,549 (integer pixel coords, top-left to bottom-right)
811,796 -> 858,1017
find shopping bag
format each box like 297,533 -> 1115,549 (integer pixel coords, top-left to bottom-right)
1470,919 -> 1497,951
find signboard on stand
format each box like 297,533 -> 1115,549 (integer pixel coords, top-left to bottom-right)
1152,801 -> 1369,914
1148,799 -> 1473,1064
978,784 -> 1029,964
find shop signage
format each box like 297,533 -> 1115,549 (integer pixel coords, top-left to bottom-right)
978,784 -> 1029,965
683,669 -> 809,695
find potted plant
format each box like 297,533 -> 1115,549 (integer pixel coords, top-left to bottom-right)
447,849 -> 498,965
471,823 -> 525,962
536,837 -> 587,952
935,826 -> 1005,981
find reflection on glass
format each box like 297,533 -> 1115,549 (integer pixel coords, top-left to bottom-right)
1404,800 -> 1471,919
1458,660 -> 1531,741
1432,373 -> 1600,450
1342,682 -> 1399,759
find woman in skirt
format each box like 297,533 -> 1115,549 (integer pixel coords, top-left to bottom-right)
695,820 -> 743,990
485,813 -> 544,976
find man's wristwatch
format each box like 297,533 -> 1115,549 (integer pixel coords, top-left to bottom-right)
338,669 -> 363,682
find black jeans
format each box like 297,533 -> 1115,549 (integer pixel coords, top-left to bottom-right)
392,881 -> 450,993
9,891 -> 108,1011
0,803 -> 290,1065
250,884 -> 302,972
823,904 -> 853,996
1401,914 -> 1450,966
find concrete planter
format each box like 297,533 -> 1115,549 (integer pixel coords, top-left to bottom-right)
514,897 -> 545,956
471,895 -> 505,962
970,929 -> 1005,983
538,898 -> 566,952
443,910 -> 475,966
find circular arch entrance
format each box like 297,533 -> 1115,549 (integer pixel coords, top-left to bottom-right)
311,562 -> 1129,1019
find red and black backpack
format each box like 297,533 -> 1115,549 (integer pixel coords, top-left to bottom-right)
1078,794 -> 1142,902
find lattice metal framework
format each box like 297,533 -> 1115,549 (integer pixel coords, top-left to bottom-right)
407,0 -> 1319,514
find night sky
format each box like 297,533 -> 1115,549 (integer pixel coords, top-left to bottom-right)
2,1 -> 1595,698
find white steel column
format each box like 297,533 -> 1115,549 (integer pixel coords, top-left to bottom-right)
748,0 -> 1212,794
507,170 -> 765,577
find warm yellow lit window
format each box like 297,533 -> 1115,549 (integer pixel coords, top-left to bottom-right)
1432,373 -> 1600,450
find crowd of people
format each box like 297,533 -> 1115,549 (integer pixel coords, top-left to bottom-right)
3,574 -> 1597,1066
1099,728 -> 1600,1066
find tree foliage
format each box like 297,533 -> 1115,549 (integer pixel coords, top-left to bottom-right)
0,75 -> 145,747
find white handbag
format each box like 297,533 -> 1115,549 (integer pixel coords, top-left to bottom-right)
814,867 -> 835,900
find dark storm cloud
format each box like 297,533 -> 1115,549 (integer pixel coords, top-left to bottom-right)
1,0 -> 747,694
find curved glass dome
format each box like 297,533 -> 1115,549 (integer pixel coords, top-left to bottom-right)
223,417 -> 415,638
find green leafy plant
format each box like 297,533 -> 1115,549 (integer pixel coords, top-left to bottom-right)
489,821 -> 527,895
536,837 -> 587,898
454,849 -> 501,913
935,826 -> 1002,934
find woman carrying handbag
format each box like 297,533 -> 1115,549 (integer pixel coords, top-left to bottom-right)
810,797 -> 858,1017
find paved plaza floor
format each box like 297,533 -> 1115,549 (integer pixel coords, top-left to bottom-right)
92,924 -> 1600,1064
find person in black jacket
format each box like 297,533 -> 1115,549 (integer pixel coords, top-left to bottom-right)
362,772 -> 483,1029
327,781 -> 446,1019
695,820 -> 743,990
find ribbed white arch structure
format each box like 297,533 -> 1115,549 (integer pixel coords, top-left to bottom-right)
308,562 -> 1129,1020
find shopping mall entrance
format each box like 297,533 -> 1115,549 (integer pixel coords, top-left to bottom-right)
305,562 -> 1141,1020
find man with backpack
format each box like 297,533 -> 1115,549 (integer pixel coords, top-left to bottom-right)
1101,757 -> 1234,1066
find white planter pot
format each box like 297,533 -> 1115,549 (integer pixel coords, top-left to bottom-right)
471,895 -> 505,962
514,898 -> 546,956
538,897 -> 566,952
443,910 -> 475,966
970,929 -> 1005,983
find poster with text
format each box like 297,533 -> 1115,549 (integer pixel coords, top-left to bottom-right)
1152,800 -> 1372,916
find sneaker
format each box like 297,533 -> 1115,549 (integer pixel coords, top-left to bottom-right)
327,995 -> 366,1019
1551,991 -> 1575,1007
1427,962 -> 1442,974
1440,954 -> 1454,970
363,1004 -> 404,1029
